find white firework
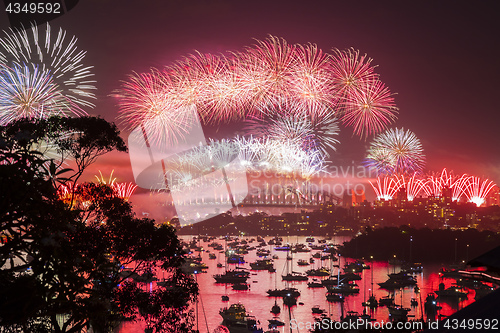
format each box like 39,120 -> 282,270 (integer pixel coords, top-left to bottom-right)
0,23 -> 96,114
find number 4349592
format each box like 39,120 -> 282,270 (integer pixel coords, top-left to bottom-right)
5,2 -> 61,14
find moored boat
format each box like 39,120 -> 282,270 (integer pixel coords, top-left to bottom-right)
220,303 -> 263,333
214,268 -> 250,284
250,259 -> 274,270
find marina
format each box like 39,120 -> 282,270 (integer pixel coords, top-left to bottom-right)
118,235 -> 495,333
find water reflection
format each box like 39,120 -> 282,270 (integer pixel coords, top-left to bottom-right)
117,236 -> 478,333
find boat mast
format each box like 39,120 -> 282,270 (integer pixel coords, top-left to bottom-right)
371,256 -> 374,298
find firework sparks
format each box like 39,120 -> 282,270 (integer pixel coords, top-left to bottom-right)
330,48 -> 378,100
95,170 -> 117,186
450,174 -> 469,202
369,176 -> 404,201
117,36 -> 400,181
245,103 -> 340,157
116,71 -> 199,147
118,36 -> 398,139
234,135 -> 264,170
340,79 -> 398,138
244,35 -> 296,109
0,23 -> 95,123
401,174 -> 426,201
365,128 -> 425,175
463,176 -> 496,207
95,170 -> 137,201
112,182 -> 138,201
0,64 -> 75,125
289,43 -> 336,114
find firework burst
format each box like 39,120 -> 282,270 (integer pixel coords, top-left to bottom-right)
0,23 -> 95,123
118,36 -> 399,158
112,182 -> 138,201
340,79 -> 398,138
234,135 -> 264,170
289,43 -> 336,114
243,35 -> 296,110
365,128 -> 425,175
451,174 -> 469,202
0,64 -> 76,124
116,70 -> 199,147
245,103 -> 340,157
329,48 -> 378,99
94,170 -> 138,200
419,169 -> 465,201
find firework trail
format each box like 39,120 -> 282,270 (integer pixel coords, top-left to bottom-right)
95,170 -> 138,201
0,23 -> 95,123
420,169 -> 467,201
422,176 -> 443,198
369,176 -> 404,201
451,174 -> 470,202
95,170 -> 117,186
463,176 -> 496,207
112,182 -> 138,200
401,174 -> 426,201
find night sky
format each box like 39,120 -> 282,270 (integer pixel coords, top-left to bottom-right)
2,0 -> 500,189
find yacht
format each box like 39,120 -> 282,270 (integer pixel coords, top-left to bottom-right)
434,283 -> 468,299
282,272 -> 308,281
297,259 -> 309,266
214,268 -> 250,284
326,282 -> 360,294
388,305 -> 410,322
249,259 -> 274,270
219,303 -> 263,333
266,287 -> 300,298
326,292 -> 344,302
306,268 -> 330,276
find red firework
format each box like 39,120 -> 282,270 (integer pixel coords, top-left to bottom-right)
463,176 -> 496,207
117,36 -> 399,140
329,48 -> 378,99
288,43 -> 337,116
112,182 -> 138,201
244,35 -> 296,109
401,174 -> 426,201
369,176 -> 404,201
341,79 -> 398,138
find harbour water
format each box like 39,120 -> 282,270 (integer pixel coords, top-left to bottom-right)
117,236 -> 480,333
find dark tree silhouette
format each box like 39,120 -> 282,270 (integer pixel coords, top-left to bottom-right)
0,117 -> 198,333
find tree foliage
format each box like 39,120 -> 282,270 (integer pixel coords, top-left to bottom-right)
0,117 -> 198,333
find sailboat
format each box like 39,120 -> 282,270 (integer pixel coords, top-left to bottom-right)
388,290 -> 411,322
271,300 -> 281,315
270,270 -> 281,315
281,245 -> 308,281
326,262 -> 344,303
362,260 -> 378,308
214,237 -> 250,284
